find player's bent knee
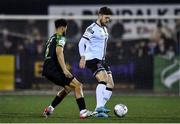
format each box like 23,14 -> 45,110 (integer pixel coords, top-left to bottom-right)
96,71 -> 108,82
73,81 -> 83,91
74,80 -> 83,88
110,82 -> 114,88
96,76 -> 108,83
76,83 -> 83,91
106,82 -> 114,89
69,78 -> 83,89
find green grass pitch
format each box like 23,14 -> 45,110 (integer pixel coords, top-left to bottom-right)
0,94 -> 180,123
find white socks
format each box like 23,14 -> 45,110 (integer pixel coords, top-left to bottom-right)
95,84 -> 106,109
102,88 -> 112,106
95,83 -> 112,109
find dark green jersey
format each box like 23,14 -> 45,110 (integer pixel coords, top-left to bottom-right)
43,33 -> 66,72
42,33 -> 74,85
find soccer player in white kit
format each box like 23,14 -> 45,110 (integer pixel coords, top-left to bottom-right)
78,6 -> 114,117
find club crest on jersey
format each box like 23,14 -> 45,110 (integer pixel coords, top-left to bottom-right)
87,28 -> 94,34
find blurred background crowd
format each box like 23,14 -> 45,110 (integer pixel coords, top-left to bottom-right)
0,19 -> 179,59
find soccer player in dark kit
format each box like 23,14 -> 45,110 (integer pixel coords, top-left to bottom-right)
42,19 -> 92,119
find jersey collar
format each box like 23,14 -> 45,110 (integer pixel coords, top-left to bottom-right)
95,21 -> 107,29
95,21 -> 103,28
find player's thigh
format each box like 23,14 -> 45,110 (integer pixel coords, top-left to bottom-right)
45,71 -> 74,87
86,59 -> 105,76
86,59 -> 108,82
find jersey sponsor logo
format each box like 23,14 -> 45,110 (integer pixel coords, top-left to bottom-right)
87,28 -> 94,34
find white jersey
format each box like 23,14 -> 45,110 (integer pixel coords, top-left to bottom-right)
79,22 -> 109,60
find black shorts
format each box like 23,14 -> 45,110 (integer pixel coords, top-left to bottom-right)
86,58 -> 112,76
42,60 -> 74,87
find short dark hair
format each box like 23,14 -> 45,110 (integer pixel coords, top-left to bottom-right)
98,6 -> 113,15
55,19 -> 67,29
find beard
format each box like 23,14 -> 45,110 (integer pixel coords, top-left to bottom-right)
100,19 -> 107,26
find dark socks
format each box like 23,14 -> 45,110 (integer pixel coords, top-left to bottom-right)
51,96 -> 63,108
76,97 -> 86,111
51,90 -> 67,108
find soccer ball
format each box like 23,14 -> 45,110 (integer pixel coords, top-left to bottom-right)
114,104 -> 128,117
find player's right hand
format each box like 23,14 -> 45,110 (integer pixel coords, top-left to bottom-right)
79,57 -> 86,69
63,69 -> 73,78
